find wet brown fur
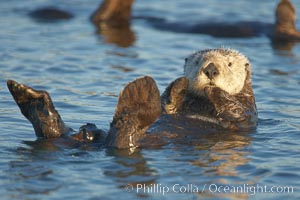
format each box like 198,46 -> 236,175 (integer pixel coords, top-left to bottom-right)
161,51 -> 257,130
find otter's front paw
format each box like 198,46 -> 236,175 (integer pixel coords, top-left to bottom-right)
204,86 -> 224,100
161,77 -> 189,114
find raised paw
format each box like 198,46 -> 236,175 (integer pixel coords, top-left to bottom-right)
7,80 -> 67,138
106,76 -> 161,149
7,80 -> 45,105
161,77 -> 189,114
115,76 -> 161,128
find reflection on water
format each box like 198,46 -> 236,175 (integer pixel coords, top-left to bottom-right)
7,147 -> 59,199
105,149 -> 157,191
102,130 -> 254,199
271,40 -> 298,57
91,0 -> 136,47
5,129 -> 254,199
95,23 -> 136,48
192,134 -> 251,177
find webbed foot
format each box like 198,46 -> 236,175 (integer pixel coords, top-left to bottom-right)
205,86 -> 257,130
7,80 -> 68,138
106,76 -> 161,149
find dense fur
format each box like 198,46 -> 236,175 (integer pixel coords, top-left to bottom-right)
184,49 -> 250,96
7,77 -> 161,149
7,49 -> 257,149
162,48 -> 257,130
274,0 -> 300,40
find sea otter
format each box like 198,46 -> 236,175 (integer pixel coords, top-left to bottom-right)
28,0 -> 300,41
7,48 -> 257,149
27,0 -> 300,47
161,49 -> 257,129
275,0 -> 300,40
147,0 -> 300,41
90,0 -> 300,41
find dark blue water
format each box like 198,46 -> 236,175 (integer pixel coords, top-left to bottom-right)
1,0 -> 300,199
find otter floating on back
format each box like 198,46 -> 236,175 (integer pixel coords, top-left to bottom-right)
161,49 -> 257,129
7,48 -> 257,149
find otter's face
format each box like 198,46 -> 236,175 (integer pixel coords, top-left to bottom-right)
184,49 -> 250,96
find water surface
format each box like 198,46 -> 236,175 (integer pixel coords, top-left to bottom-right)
1,0 -> 300,199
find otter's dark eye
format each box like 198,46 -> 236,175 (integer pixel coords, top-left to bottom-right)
228,62 -> 232,67
195,60 -> 200,65
245,63 -> 249,67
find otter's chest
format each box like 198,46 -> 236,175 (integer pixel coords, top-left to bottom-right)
140,114 -> 223,147
180,96 -> 216,118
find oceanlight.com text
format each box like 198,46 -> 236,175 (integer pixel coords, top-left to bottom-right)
124,183 -> 294,196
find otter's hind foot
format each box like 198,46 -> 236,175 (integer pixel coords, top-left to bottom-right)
7,80 -> 68,138
106,76 -> 161,149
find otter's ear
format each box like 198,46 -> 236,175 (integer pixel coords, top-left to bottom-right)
184,57 -> 188,63
244,62 -> 252,83
245,63 -> 250,71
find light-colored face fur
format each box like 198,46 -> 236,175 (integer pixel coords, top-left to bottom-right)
184,49 -> 250,96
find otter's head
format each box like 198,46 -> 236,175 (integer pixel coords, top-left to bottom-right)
184,48 -> 251,96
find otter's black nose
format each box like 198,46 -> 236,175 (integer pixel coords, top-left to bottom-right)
204,63 -> 219,79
